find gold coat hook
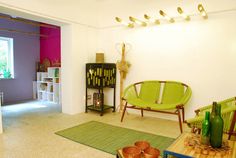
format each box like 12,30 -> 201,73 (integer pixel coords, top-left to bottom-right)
144,14 -> 160,25
159,10 -> 175,23
198,4 -> 208,19
115,17 -> 134,28
177,7 -> 190,21
129,16 -> 147,27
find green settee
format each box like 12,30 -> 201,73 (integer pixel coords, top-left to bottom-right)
121,80 -> 192,133
186,97 -> 236,139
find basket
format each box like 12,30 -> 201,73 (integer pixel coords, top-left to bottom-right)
96,53 -> 104,63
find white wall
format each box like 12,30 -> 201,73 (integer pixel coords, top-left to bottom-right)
1,0 -> 236,121
61,24 -> 98,114
97,11 -> 236,119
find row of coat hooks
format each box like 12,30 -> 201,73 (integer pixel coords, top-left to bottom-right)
115,4 -> 208,28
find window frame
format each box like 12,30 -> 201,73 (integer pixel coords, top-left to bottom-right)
0,36 -> 14,79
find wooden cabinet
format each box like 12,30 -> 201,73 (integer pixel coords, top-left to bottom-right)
85,63 -> 116,116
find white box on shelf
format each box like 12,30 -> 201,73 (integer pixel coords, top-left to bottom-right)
42,92 -> 47,100
48,67 -> 60,78
40,72 -> 48,81
46,83 -> 53,92
47,93 -> 53,102
37,72 -> 41,81
37,91 -> 42,100
53,83 -> 60,103
32,81 -> 37,99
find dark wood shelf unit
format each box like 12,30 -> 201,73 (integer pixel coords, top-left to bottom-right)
85,63 -> 116,116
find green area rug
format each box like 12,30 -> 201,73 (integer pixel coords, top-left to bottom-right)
55,121 -> 175,155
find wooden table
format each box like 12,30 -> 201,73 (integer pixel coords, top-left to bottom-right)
163,132 -> 236,158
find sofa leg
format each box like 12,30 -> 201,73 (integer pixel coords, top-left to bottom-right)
191,127 -> 195,133
141,108 -> 144,117
121,102 -> 127,122
228,111 -> 236,140
191,127 -> 201,134
182,106 -> 185,123
177,109 -> 183,133
198,129 -> 201,134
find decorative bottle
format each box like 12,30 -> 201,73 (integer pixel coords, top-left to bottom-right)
54,68 -> 59,77
201,111 -> 210,145
210,104 -> 224,148
210,102 -> 217,122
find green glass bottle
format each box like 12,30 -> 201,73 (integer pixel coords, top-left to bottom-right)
54,68 -> 59,77
210,102 -> 217,122
201,111 -> 210,145
209,101 -> 217,136
210,104 -> 224,148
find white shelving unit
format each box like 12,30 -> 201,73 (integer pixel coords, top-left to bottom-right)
36,67 -> 61,104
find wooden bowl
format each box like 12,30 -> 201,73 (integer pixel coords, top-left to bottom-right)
122,146 -> 142,158
134,141 -> 150,151
143,147 -> 160,158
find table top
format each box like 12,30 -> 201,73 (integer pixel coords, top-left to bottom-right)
164,132 -> 236,158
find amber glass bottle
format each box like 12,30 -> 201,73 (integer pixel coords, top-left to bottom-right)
210,104 -> 224,148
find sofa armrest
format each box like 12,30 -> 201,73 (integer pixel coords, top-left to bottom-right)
186,115 -> 204,128
195,104 -> 212,115
195,97 -> 236,115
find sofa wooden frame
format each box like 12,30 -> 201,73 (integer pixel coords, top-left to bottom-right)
120,81 -> 192,133
187,97 -> 236,140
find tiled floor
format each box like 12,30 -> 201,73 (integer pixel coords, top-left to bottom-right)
0,100 -> 189,158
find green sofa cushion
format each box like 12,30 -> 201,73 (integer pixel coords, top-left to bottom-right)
162,81 -> 184,104
139,81 -> 161,103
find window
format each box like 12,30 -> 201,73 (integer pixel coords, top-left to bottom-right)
0,37 -> 14,79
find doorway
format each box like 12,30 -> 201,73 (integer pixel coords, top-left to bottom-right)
0,6 -> 69,133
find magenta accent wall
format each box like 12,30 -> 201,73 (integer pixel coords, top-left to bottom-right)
0,18 -> 40,103
40,27 -> 61,64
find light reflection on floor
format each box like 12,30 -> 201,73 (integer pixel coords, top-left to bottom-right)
2,100 -> 60,113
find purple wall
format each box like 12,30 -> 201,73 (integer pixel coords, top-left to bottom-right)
0,17 -> 40,104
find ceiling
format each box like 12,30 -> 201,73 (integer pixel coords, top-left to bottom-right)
0,0 -> 236,28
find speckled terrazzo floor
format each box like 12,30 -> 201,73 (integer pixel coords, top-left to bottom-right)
0,100 -> 189,158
